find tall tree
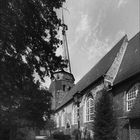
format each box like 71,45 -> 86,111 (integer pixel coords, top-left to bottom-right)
0,0 -> 66,79
0,0 -> 66,139
93,89 -> 117,140
44,118 -> 56,136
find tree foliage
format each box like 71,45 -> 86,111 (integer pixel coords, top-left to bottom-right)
44,118 -> 56,134
93,89 -> 117,140
0,0 -> 66,138
0,0 -> 66,79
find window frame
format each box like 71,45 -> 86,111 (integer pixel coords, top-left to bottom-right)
61,111 -> 65,127
56,114 -> 59,128
84,95 -> 95,123
72,105 -> 78,125
126,83 -> 140,111
63,85 -> 66,91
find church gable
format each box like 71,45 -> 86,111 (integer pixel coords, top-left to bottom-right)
104,35 -> 128,87
52,32 -> 140,140
56,34 -> 126,110
114,32 -> 140,85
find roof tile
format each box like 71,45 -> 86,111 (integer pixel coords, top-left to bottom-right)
114,32 -> 140,85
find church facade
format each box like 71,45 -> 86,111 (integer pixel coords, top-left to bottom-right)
49,32 -> 140,140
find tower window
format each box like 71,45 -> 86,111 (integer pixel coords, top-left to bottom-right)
68,86 -> 71,91
63,85 -> 66,91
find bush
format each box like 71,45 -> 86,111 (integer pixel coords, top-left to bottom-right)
72,129 -> 81,140
53,131 -> 71,140
93,90 -> 117,140
64,134 -> 71,140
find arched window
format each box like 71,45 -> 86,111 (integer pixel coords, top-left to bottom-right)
126,83 -> 140,111
55,114 -> 59,128
84,94 -> 95,122
61,110 -> 65,127
72,105 -> 78,124
86,97 -> 94,122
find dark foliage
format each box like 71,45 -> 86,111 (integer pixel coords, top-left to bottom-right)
45,118 -> 56,132
0,0 -> 67,79
0,0 -> 66,139
93,89 -> 117,140
53,131 -> 71,140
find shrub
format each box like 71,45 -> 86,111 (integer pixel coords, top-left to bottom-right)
53,131 -> 71,140
93,90 -> 117,140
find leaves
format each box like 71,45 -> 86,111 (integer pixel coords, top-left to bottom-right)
93,90 -> 117,140
0,0 -> 66,138
0,0 -> 67,78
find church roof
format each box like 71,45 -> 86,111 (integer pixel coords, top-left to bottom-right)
114,32 -> 140,85
56,32 -> 140,111
56,35 -> 126,110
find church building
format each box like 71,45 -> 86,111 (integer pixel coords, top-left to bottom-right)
49,15 -> 140,140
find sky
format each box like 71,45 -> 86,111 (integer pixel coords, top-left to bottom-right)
43,0 -> 140,87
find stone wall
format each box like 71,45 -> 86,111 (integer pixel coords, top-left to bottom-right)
112,74 -> 140,140
54,74 -> 140,139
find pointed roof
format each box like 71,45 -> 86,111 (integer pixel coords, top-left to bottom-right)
56,35 -> 126,110
56,32 -> 140,111
62,9 -> 72,73
114,32 -> 140,85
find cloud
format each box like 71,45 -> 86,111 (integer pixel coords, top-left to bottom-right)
117,0 -> 128,8
79,10 -> 111,61
69,13 -> 90,52
115,30 -> 126,41
74,10 -> 104,47
81,30 -> 125,64
81,30 -> 126,64
76,14 -> 89,33
70,2 -> 127,72
81,35 -> 111,61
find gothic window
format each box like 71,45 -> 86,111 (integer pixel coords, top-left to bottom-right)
126,83 -> 140,111
72,105 -> 78,124
85,95 -> 94,122
61,111 -> 65,127
56,114 -> 59,128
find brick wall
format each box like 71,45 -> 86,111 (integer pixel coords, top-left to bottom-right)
54,74 -> 140,139
112,74 -> 140,140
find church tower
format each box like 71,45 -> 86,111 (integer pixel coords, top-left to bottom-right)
49,9 -> 75,110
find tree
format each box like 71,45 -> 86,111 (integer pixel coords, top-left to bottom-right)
44,118 -> 56,136
0,0 -> 66,139
0,0 -> 67,79
0,84 -> 52,139
93,89 -> 117,140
